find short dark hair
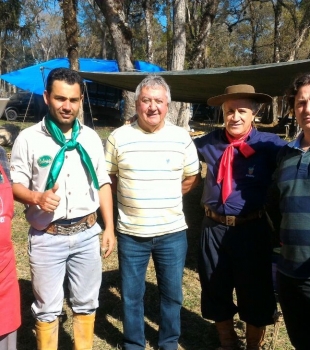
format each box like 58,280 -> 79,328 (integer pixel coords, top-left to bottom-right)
45,68 -> 84,94
286,72 -> 310,109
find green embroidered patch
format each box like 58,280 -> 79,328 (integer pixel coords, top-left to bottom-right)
37,155 -> 53,168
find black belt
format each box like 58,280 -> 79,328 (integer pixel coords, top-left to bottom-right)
204,206 -> 264,226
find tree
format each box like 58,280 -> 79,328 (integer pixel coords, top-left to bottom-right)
279,0 -> 310,61
186,0 -> 222,69
92,0 -> 192,127
142,0 -> 154,62
168,0 -> 191,128
79,0 -> 112,59
59,0 -> 79,70
22,1 -> 66,63
0,0 -> 22,75
93,0 -> 136,119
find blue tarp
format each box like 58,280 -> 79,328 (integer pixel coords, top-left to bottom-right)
0,58 -> 164,95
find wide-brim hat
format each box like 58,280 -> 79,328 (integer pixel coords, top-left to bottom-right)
207,84 -> 272,106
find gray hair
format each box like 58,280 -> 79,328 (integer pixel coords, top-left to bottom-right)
222,100 -> 261,115
134,75 -> 171,103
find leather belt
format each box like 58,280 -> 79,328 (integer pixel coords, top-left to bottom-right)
204,206 -> 264,226
44,212 -> 97,235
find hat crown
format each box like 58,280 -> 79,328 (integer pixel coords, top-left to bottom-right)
224,84 -> 256,95
207,84 -> 272,106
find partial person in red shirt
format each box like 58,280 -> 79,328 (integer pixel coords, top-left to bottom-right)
0,146 -> 21,350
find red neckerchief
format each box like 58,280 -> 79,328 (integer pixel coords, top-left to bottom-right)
217,127 -> 255,203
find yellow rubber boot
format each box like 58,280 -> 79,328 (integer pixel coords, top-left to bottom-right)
35,319 -> 59,350
72,313 -> 95,350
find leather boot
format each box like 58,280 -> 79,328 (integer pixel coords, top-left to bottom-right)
35,318 -> 59,350
72,313 -> 95,350
215,319 -> 239,350
246,323 -> 266,350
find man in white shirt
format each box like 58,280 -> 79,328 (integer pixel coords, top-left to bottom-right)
105,75 -> 201,350
10,67 -> 115,350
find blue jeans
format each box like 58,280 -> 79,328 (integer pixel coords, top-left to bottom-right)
117,230 -> 187,350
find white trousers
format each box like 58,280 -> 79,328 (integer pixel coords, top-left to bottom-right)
28,223 -> 102,322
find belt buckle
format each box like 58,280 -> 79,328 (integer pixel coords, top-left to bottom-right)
226,215 -> 235,226
86,213 -> 96,228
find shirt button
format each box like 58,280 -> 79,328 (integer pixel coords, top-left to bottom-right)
69,209 -> 71,213
68,192 -> 71,195
67,174 -> 70,177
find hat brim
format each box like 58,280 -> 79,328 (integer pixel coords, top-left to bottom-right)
207,92 -> 272,106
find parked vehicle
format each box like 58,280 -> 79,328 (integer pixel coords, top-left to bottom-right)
3,83 -> 123,124
4,92 -> 35,121
3,92 -> 48,122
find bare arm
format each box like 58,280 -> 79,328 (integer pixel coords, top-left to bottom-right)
12,182 -> 60,212
109,174 -> 118,195
182,173 -> 202,195
98,183 -> 115,258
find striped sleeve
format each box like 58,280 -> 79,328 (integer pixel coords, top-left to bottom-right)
105,132 -> 118,174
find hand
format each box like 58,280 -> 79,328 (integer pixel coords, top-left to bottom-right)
38,183 -> 61,212
101,227 -> 115,258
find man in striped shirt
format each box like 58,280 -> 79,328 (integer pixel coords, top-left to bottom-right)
274,72 -> 310,350
105,75 -> 201,350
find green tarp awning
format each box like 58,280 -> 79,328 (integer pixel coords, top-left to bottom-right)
79,59 -> 310,104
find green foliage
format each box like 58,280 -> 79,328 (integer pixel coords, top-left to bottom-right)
0,0 -> 21,31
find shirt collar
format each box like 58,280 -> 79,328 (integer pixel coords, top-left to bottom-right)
288,131 -> 304,150
41,116 -> 83,135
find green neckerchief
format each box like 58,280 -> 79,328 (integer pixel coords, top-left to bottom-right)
44,114 -> 99,191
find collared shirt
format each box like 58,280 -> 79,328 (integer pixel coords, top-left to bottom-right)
287,130 -> 304,150
10,118 -> 111,231
105,120 -> 200,237
274,131 -> 310,278
194,128 -> 286,216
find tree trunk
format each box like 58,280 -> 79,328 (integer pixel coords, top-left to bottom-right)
143,0 -> 154,63
165,0 -> 173,70
272,96 -> 278,126
278,0 -> 310,61
187,0 -> 220,69
61,0 -> 84,124
272,0 -> 282,63
94,0 -> 136,120
167,0 -> 189,129
171,0 -> 186,70
249,1 -> 258,65
166,0 -> 190,129
61,0 -> 79,71
271,0 -> 282,125
288,26 -> 310,61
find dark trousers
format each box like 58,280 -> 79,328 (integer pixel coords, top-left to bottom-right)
277,271 -> 310,350
198,216 -> 276,327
